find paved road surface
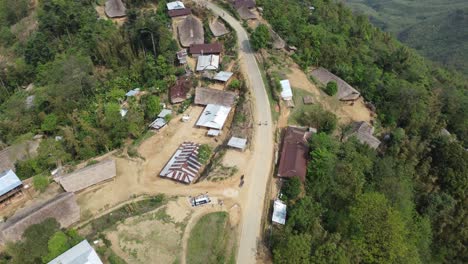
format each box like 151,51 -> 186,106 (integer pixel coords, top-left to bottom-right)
206,2 -> 275,264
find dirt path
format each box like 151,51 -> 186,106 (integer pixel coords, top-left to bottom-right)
206,2 -> 275,264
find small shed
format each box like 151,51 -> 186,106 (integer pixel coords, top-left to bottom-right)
196,55 -> 220,71
177,49 -> 188,64
149,118 -> 167,130
227,137 -> 247,151
105,0 -> 126,18
207,129 -> 221,137
158,109 -> 173,118
213,71 -> 234,82
272,199 -> 286,225
303,96 -> 315,105
48,240 -> 103,264
280,80 -> 292,101
167,1 -> 185,10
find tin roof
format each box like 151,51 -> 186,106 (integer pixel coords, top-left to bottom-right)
0,170 -> 22,197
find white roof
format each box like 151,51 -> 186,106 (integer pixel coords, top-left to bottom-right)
0,169 -> 22,197
196,55 -> 220,71
280,80 -> 292,100
196,104 -> 231,130
120,109 -> 128,117
227,137 -> 247,150
125,88 -> 140,97
48,240 -> 103,264
167,1 -> 185,10
213,71 -> 233,82
207,129 -> 221,136
158,109 -> 172,118
272,199 -> 287,225
149,118 -> 167,129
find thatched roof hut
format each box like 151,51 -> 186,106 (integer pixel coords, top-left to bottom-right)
232,0 -> 256,9
195,87 -> 237,107
237,5 -> 256,20
270,29 -> 285,49
311,67 -> 360,101
209,18 -> 230,37
0,192 -> 80,243
105,0 -> 126,18
178,15 -> 204,48
57,159 -> 116,193
345,121 -> 381,149
170,76 -> 191,104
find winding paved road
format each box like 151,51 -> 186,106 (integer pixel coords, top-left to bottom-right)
206,2 -> 275,263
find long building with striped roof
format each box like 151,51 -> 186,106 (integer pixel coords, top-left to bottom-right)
159,142 -> 202,184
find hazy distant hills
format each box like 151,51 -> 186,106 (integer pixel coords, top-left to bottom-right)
344,0 -> 468,76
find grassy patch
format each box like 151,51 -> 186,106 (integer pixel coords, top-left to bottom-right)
288,88 -> 317,125
187,212 -> 235,264
257,61 -> 280,121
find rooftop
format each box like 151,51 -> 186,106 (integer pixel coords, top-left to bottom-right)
311,67 -> 361,101
196,55 -> 220,71
277,126 -> 312,181
178,15 -> 204,48
56,160 -> 116,192
346,121 -> 381,149
232,0 -> 256,9
158,109 -> 173,118
196,104 -> 231,130
167,1 -> 185,10
213,71 -> 234,82
189,43 -> 222,55
170,76 -> 191,103
236,5 -> 256,20
105,0 -> 126,18
160,142 -> 202,184
272,199 -> 286,225
168,8 -> 191,18
125,88 -> 140,97
209,18 -> 230,37
0,192 -> 80,243
227,137 -> 247,150
47,240 -> 103,264
0,170 -> 22,197
280,79 -> 293,100
194,87 -> 237,106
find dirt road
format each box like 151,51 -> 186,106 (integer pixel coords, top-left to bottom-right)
206,2 -> 275,263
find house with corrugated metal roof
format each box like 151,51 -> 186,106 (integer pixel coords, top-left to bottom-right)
160,142 -> 202,184
48,240 -> 103,264
0,170 -> 22,204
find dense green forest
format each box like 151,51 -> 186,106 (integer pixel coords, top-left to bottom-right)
257,0 -> 467,263
343,0 -> 468,76
0,0 -> 177,177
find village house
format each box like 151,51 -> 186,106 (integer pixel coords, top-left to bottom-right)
272,199 -> 286,225
232,0 -> 257,20
55,159 -> 117,193
196,104 -> 231,130
168,8 -> 192,18
227,137 -> 247,151
344,121 -> 381,149
311,67 -> 361,102
277,126 -> 313,182
170,76 -> 191,103
160,142 -> 202,184
0,192 -> 80,244
209,18 -> 230,37
189,43 -> 223,57
149,109 -> 173,130
178,15 -> 204,48
196,55 -> 220,71
194,87 -> 237,107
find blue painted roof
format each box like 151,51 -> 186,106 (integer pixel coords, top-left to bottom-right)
0,170 -> 22,196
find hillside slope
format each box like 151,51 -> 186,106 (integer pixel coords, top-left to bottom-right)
344,0 -> 468,75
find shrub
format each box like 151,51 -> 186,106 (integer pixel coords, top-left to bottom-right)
198,144 -> 213,164
324,81 -> 338,96
282,177 -> 302,199
33,174 -> 50,192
